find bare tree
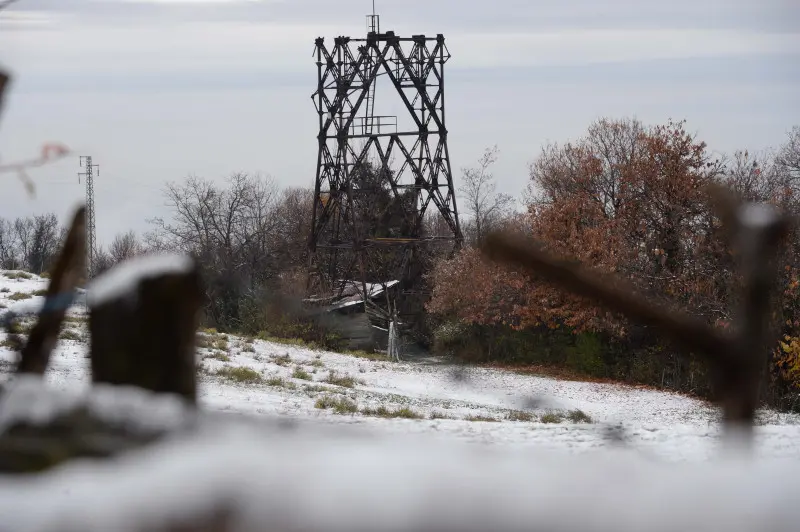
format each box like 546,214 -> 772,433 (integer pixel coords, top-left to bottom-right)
12,217 -> 33,269
28,214 -> 61,274
109,231 -> 142,265
148,172 -> 281,330
270,187 -> 313,269
92,247 -> 114,277
527,117 -> 648,215
459,146 -> 515,246
723,128 -> 800,211
7,214 -> 62,274
723,150 -> 779,203
0,217 -> 19,269
776,126 -> 800,187
88,231 -> 143,277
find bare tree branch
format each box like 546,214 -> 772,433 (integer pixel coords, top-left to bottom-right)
0,71 -> 8,121
0,0 -> 21,13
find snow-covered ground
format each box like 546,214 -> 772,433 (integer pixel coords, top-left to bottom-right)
3,269 -> 800,463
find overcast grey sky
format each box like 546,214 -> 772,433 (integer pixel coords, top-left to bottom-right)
1,0 -> 798,245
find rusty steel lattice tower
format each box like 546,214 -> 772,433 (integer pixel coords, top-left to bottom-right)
308,11 -> 462,340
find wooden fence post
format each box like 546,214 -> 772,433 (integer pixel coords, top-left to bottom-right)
87,255 -> 203,403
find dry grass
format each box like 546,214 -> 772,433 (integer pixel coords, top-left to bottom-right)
304,384 -> 336,394
7,320 -> 33,335
266,375 -> 297,390
361,405 -> 423,419
239,342 -> 256,354
212,337 -> 229,351
540,412 -> 565,424
315,395 -> 358,414
292,366 -> 312,381
58,329 -> 83,342
196,330 -> 230,352
215,366 -> 263,384
2,271 -> 32,280
506,410 -> 535,422
567,409 -> 593,423
0,338 -> 17,349
465,414 -> 500,422
7,292 -> 31,301
342,349 -> 389,362
323,370 -> 363,389
272,354 -> 292,366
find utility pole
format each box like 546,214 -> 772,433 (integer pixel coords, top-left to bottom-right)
78,156 -> 98,279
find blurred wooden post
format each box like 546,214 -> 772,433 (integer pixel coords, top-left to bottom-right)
17,207 -> 86,374
87,256 -> 203,403
0,71 -> 8,121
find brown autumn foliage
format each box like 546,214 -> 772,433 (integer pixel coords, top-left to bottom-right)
430,118 -> 724,332
428,118 -> 800,405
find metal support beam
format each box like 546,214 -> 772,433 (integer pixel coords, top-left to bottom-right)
307,18 -> 462,343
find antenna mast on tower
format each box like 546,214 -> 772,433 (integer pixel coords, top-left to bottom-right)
78,155 -> 98,279
364,1 -> 379,135
368,0 -> 379,32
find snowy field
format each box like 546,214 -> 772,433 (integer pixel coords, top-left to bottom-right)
3,269 -> 800,464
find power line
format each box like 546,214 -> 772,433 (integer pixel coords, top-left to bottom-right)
78,156 -> 99,279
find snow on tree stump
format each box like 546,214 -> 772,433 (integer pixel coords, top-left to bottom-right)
86,254 -> 203,404
0,377 -> 198,474
0,249 -> 204,473
2,381 -> 800,532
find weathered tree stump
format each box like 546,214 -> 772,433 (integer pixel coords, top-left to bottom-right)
87,254 -> 204,403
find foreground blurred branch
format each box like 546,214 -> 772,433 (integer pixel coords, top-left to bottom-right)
481,184 -> 792,445
1,204 -> 201,471
0,144 -> 72,197
0,71 -> 7,118
2,379 -> 800,531
0,68 -> 71,196
0,1 -> 21,12
16,207 -> 86,374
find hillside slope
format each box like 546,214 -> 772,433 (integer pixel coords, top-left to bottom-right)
2,269 -> 800,463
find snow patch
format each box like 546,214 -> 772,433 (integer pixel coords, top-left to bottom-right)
0,375 -> 194,433
86,253 -> 194,307
0,375 -> 81,431
738,203 -> 780,228
0,419 -> 799,531
5,267 -> 800,465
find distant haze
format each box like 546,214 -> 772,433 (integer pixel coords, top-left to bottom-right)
1,0 -> 798,245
